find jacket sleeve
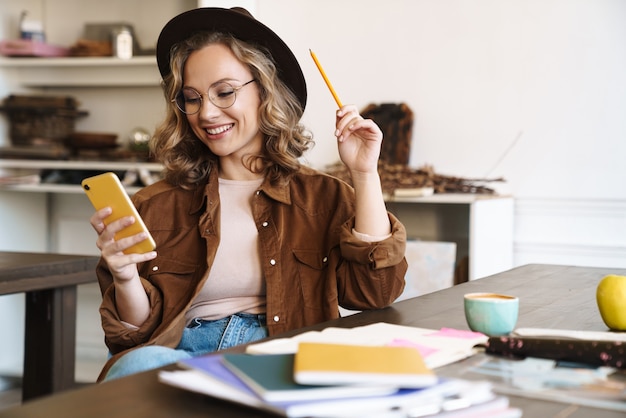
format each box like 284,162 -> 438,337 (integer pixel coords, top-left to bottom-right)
337,212 -> 408,310
97,260 -> 164,354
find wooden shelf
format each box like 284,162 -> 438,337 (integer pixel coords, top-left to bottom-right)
386,193 -> 512,205
0,159 -> 162,194
1,183 -> 151,195
0,56 -> 160,87
0,158 -> 162,171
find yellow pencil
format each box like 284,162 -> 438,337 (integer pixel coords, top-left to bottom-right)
309,49 -> 343,108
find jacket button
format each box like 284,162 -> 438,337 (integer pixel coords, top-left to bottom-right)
322,256 -> 328,263
262,221 -> 269,227
273,315 -> 280,322
152,266 -> 159,271
269,259 -> 276,266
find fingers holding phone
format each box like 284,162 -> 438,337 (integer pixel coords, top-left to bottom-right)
82,172 -> 156,255
96,211 -> 151,254
97,214 -> 156,281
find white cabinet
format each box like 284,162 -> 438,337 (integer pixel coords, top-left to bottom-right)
386,194 -> 514,282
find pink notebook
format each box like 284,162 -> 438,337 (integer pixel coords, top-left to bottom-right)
0,39 -> 69,57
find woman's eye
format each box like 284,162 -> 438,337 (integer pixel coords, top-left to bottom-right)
216,89 -> 235,98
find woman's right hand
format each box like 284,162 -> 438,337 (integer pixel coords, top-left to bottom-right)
90,207 -> 157,283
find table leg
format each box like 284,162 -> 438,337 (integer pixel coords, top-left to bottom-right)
22,286 -> 77,401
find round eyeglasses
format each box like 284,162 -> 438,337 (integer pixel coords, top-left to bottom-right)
172,79 -> 256,114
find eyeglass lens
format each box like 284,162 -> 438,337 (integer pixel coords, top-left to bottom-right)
175,81 -> 249,114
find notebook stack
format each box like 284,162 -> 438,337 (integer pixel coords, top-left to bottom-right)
159,342 -> 521,417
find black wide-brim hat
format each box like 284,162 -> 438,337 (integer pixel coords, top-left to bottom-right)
156,7 -> 307,110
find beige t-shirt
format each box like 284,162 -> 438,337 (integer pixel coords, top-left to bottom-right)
185,177 -> 266,323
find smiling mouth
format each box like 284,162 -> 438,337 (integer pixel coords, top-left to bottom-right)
206,124 -> 234,135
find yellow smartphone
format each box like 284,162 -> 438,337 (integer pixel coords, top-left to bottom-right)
81,172 -> 156,254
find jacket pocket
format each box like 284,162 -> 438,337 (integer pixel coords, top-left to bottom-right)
292,249 -> 334,309
143,256 -> 197,276
141,256 -> 200,291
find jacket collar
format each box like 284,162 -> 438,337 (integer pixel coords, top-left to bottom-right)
190,166 -> 293,214
259,176 -> 291,205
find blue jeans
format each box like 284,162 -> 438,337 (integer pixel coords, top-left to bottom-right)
104,313 -> 268,381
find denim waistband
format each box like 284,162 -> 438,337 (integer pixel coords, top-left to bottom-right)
188,312 -> 266,327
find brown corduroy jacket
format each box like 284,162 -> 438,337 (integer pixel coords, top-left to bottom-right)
96,165 -> 407,381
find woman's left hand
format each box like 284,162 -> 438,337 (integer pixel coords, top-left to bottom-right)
335,104 -> 383,174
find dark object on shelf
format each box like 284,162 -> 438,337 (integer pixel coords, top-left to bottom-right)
41,169 -> 126,186
325,161 -> 505,196
71,148 -> 152,162
0,146 -> 70,160
0,95 -> 88,147
65,132 -> 118,150
68,39 -> 112,57
361,103 -> 413,166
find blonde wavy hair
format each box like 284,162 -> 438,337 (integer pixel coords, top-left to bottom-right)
151,31 -> 313,189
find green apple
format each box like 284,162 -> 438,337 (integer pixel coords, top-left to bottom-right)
596,274 -> 626,331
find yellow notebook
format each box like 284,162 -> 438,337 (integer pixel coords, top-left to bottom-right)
293,342 -> 437,388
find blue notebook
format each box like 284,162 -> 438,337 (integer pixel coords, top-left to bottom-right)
183,353 -> 395,403
180,355 -> 254,395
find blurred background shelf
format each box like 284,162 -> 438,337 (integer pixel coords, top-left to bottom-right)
0,159 -> 162,194
0,56 -> 159,87
0,158 -> 161,171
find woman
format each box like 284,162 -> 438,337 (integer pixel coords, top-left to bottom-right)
90,7 -> 407,381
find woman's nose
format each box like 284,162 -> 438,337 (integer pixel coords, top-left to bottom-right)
197,94 -> 221,118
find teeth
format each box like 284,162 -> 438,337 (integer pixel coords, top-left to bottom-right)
207,124 -> 233,135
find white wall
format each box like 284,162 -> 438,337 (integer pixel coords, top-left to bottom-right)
253,1 -> 626,197
250,0 -> 626,269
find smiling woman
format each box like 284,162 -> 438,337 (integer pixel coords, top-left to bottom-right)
87,6 -> 408,383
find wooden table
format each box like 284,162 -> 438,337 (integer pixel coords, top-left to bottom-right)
2,264 -> 624,417
0,252 -> 99,401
